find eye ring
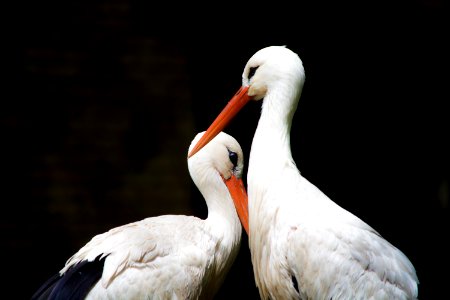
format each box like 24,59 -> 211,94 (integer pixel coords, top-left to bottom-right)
227,149 -> 238,168
248,66 -> 259,80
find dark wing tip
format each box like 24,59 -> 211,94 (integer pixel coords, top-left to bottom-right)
31,273 -> 62,300
31,255 -> 107,300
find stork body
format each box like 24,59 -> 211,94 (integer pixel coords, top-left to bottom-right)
32,131 -> 248,300
189,46 -> 418,299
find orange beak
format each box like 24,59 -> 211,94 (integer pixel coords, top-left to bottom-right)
224,174 -> 249,234
188,86 -> 252,158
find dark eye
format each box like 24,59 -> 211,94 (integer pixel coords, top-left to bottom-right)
228,150 -> 238,167
248,66 -> 259,80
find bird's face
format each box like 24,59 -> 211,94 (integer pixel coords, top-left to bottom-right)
242,45 -> 303,101
242,62 -> 267,101
189,131 -> 244,181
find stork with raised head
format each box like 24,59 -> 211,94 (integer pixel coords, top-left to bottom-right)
189,46 -> 419,299
32,131 -> 249,300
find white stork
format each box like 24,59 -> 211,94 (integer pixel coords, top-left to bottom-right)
189,46 -> 419,299
32,131 -> 249,300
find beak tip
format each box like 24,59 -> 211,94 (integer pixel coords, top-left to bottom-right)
188,144 -> 202,158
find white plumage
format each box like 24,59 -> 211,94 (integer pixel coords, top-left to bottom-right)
189,46 -> 419,300
32,131 -> 248,300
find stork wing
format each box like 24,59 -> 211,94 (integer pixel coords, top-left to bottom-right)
31,215 -> 219,299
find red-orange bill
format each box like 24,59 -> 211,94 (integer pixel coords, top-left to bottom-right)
188,86 -> 251,158
224,175 -> 249,234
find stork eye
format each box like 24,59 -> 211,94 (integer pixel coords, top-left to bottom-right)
248,66 -> 259,80
228,150 -> 238,167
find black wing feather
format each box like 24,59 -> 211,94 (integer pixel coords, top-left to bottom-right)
31,255 -> 106,300
31,273 -> 62,300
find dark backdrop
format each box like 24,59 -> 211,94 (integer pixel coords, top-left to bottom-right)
3,1 -> 448,299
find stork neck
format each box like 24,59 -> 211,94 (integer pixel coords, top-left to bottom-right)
189,158 -> 242,242
250,88 -> 298,172
204,184 -> 242,242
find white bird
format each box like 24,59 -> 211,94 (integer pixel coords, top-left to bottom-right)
32,131 -> 249,300
189,46 -> 419,299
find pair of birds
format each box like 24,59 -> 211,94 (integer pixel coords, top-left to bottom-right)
32,46 -> 419,299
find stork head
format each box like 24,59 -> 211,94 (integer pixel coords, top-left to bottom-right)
188,131 -> 249,234
188,46 -> 304,158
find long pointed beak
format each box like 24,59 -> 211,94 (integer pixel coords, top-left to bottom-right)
188,86 -> 251,158
224,174 -> 249,234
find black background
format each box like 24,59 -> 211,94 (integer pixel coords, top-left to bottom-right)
3,1 -> 448,299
